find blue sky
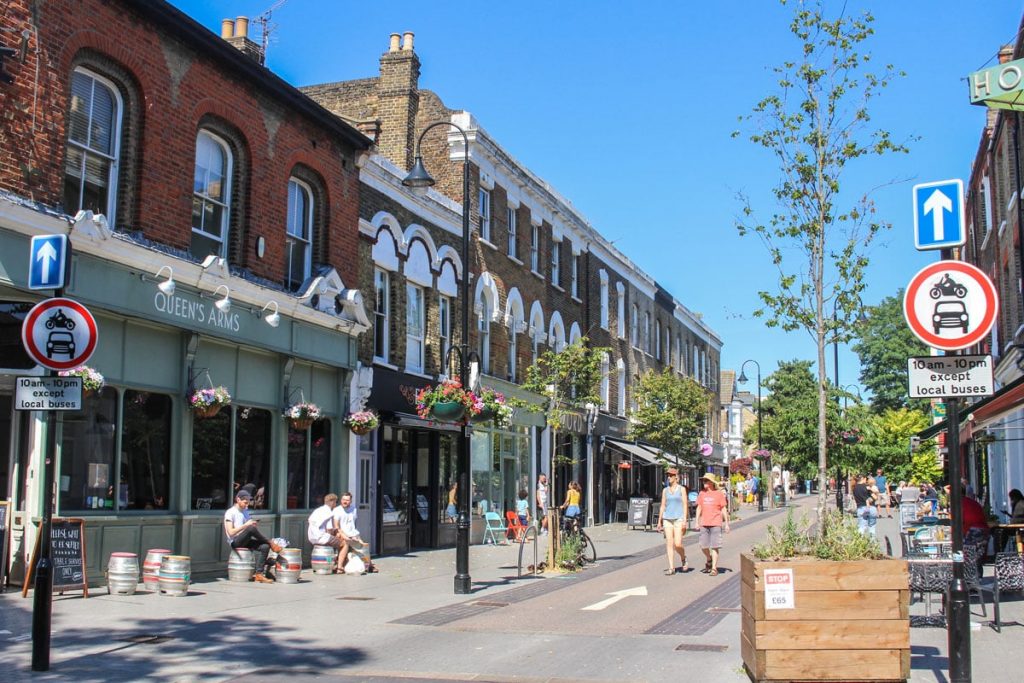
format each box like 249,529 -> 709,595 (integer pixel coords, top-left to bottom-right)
171,0 -> 1022,394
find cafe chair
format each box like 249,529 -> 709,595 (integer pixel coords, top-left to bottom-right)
962,541 -> 987,617
504,511 -> 528,543
614,500 -> 629,524
991,551 -> 1024,633
482,511 -> 508,545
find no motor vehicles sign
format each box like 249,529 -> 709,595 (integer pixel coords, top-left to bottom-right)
903,261 -> 998,351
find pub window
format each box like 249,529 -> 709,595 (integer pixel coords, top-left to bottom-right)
120,391 -> 172,510
191,405 -> 272,510
233,407 -> 272,509
285,178 -> 314,292
59,387 -> 118,512
286,419 -> 331,509
64,68 -> 122,223
191,130 -> 233,261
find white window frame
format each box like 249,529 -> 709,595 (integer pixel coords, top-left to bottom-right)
617,284 -> 626,338
531,224 -> 540,272
479,303 -> 492,374
631,304 -> 639,348
478,188 -> 491,242
507,207 -> 517,258
599,273 -> 609,329
655,319 -> 662,360
286,177 -> 313,292
644,312 -> 651,354
405,283 -> 425,374
508,321 -> 518,381
192,129 -> 233,259
65,67 -> 122,225
571,253 -> 580,298
617,361 -> 626,416
600,353 -> 610,411
374,268 -> 390,363
439,295 -> 452,374
551,240 -> 560,286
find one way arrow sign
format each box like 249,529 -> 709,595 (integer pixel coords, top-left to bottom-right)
913,179 -> 965,251
28,234 -> 70,290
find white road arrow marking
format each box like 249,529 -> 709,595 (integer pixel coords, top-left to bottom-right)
581,585 -> 648,611
36,240 -> 58,283
923,189 -> 953,241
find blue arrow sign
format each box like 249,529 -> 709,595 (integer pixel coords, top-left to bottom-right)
913,179 -> 965,251
28,234 -> 69,290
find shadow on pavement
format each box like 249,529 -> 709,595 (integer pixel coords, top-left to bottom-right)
910,645 -> 949,683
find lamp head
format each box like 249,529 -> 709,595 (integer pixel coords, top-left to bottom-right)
213,285 -> 231,313
262,301 -> 280,328
402,156 -> 435,191
155,265 -> 175,296
737,370 -> 748,384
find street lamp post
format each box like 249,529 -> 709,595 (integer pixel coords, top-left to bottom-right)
403,121 -> 473,594
738,360 -> 763,512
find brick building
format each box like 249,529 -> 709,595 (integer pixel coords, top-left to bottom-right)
304,33 -> 722,530
0,0 -> 370,584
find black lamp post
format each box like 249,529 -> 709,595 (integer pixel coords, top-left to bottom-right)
738,359 -> 763,512
403,121 -> 473,594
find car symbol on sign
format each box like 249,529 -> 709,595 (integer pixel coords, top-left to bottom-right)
46,330 -> 76,358
932,301 -> 969,334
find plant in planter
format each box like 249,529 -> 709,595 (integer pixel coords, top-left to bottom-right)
741,511 -> 908,683
58,365 -> 105,397
415,378 -> 480,424
345,409 -> 380,436
841,428 -> 863,445
472,387 -> 513,428
284,402 -> 322,430
190,386 -> 231,419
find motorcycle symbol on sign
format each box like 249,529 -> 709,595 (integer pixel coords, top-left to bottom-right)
44,309 -> 77,330
929,274 -> 968,300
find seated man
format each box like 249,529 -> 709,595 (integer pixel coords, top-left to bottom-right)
224,490 -> 282,583
332,492 -> 375,573
307,492 -> 343,570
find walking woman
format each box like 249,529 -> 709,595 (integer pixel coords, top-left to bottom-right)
656,468 -> 688,575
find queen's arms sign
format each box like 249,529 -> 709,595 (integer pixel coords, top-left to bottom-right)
969,58 -> 1024,110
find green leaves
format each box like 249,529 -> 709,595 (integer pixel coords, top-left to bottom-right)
852,291 -> 929,413
627,369 -> 711,464
520,337 -> 608,432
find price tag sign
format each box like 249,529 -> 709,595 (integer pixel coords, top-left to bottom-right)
763,568 -> 795,610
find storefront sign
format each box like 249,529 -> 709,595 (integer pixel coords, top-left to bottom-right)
15,376 -> 82,411
763,567 -> 795,609
908,355 -> 993,399
153,290 -> 241,332
969,57 -> 1024,110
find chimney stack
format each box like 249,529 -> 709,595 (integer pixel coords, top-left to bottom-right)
235,16 -> 250,38
999,44 -> 1014,64
222,16 -> 263,63
221,19 -> 235,39
378,31 -> 421,170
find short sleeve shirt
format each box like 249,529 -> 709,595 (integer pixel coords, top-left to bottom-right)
333,504 -> 359,538
224,505 -> 249,543
307,504 -> 334,543
697,489 -> 727,527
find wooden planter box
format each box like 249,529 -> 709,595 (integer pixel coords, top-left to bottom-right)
740,553 -> 910,683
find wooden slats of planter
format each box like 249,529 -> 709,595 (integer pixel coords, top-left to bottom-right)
740,553 -> 910,683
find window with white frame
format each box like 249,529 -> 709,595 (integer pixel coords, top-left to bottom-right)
531,224 -> 540,272
599,272 -> 609,329
571,253 -> 580,298
478,188 -> 491,241
600,353 -> 610,411
439,295 -> 451,373
507,207 -> 517,258
630,304 -> 639,347
617,361 -> 626,416
508,322 -> 518,382
644,312 -> 651,354
693,346 -> 699,379
617,284 -> 625,338
285,178 -> 313,292
664,328 -> 670,366
655,320 -> 662,360
551,240 -> 560,286
191,130 -> 232,260
406,283 -> 425,373
374,268 -> 390,362
479,301 -> 492,374
64,68 -> 122,223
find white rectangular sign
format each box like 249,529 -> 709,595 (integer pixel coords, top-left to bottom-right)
15,376 -> 83,411
907,355 -> 994,399
763,567 -> 795,610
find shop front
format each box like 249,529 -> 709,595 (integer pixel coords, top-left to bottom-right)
0,214 -> 366,585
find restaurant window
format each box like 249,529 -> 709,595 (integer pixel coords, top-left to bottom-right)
64,68 -> 121,223
191,129 -> 232,261
287,419 -> 331,509
382,427 -> 409,527
233,407 -> 272,509
59,387 -> 118,511
120,391 -> 172,510
190,405 -> 271,510
285,178 -> 313,292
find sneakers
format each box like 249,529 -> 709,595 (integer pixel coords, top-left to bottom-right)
253,573 -> 274,584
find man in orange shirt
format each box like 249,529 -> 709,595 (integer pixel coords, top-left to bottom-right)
695,473 -> 730,576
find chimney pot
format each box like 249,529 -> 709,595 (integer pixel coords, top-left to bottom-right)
402,32 -> 414,51
221,19 -> 236,39
389,33 -> 401,53
235,16 -> 249,39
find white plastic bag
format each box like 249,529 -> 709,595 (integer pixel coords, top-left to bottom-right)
344,554 -> 365,574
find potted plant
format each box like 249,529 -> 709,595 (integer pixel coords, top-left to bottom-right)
841,428 -> 863,445
190,386 -> 231,419
472,387 -> 513,427
741,511 -> 909,683
284,401 -> 322,431
58,365 -> 105,398
415,378 -> 480,424
345,409 -> 380,436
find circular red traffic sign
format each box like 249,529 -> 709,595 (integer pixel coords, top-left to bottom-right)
21,297 -> 99,370
903,260 -> 997,351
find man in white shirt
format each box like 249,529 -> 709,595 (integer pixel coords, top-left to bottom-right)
224,490 -> 282,583
307,492 -> 341,558
332,492 -> 375,573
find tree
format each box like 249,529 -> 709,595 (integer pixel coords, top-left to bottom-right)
856,407 -> 936,483
853,291 -> 929,414
735,0 -> 910,516
628,369 -> 711,467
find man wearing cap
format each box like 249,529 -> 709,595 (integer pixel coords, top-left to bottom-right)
224,489 -> 282,583
695,473 -> 730,576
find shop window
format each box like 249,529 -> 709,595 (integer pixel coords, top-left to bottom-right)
438,434 -> 457,524
285,178 -> 313,292
233,407 -> 272,509
120,391 -> 171,510
59,387 -> 118,511
64,68 -> 121,223
191,130 -> 233,261
381,426 -> 409,526
286,419 -> 331,509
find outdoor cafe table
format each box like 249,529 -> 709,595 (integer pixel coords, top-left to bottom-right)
991,523 -> 1024,553
907,553 -> 954,627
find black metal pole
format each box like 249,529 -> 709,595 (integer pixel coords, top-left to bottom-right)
454,130 -> 472,595
946,395 -> 971,681
756,365 -> 764,512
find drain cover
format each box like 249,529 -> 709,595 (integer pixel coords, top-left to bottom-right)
675,643 -> 728,652
337,596 -> 376,601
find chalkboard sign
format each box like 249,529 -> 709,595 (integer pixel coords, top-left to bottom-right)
21,517 -> 89,598
629,497 -> 651,530
0,501 -> 9,592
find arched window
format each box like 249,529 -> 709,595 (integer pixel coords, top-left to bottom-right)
285,178 -> 313,291
191,130 -> 232,260
64,68 -> 122,223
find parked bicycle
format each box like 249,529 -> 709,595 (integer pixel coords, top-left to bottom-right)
561,514 -> 597,565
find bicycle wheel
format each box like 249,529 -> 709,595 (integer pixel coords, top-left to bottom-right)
581,532 -> 597,564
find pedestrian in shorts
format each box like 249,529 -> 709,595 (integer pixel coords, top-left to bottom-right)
695,473 -> 730,576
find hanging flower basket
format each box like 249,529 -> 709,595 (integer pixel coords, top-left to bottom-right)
841,429 -> 862,445
190,386 -> 231,419
471,387 -> 513,428
58,365 -> 105,399
752,449 -> 772,462
345,409 -> 380,435
471,406 -> 495,423
284,402 -> 322,431
415,379 -> 479,424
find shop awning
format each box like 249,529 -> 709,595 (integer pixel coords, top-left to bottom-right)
918,373 -> 1024,440
603,437 -> 662,466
